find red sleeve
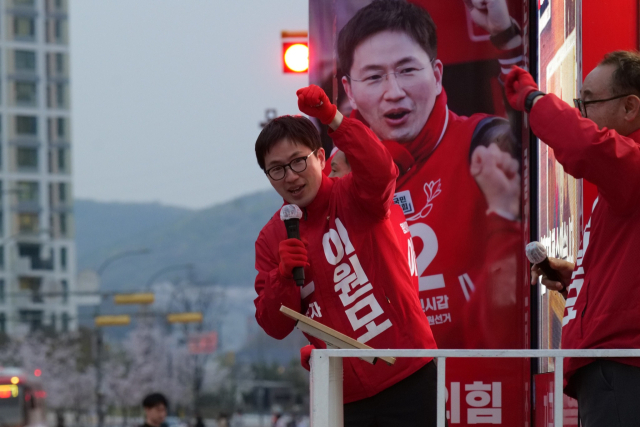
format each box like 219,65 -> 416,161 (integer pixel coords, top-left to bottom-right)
465,213 -> 523,349
254,228 -> 301,340
497,46 -> 526,84
329,117 -> 399,220
530,94 -> 640,214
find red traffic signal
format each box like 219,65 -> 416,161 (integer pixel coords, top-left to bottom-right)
281,31 -> 308,74
283,42 -> 309,73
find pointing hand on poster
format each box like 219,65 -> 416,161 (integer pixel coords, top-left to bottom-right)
464,0 -> 512,35
470,143 -> 521,220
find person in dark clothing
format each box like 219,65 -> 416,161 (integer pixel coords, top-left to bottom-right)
141,393 -> 168,427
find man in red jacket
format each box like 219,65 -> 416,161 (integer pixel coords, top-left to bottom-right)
254,85 -> 438,426
508,52 -> 640,425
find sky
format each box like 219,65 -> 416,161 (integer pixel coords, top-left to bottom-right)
70,0 -> 309,209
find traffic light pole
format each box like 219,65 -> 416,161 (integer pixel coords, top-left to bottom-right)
96,323 -> 105,427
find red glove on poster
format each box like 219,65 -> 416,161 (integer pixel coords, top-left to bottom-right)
278,238 -> 308,279
504,66 -> 539,112
300,344 -> 315,371
297,85 -> 337,125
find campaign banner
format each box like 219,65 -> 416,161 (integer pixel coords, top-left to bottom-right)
533,373 -> 579,426
309,0 -> 530,424
536,0 -> 582,374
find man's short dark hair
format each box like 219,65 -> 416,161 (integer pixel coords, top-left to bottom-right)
142,393 -> 168,409
600,50 -> 640,97
255,115 -> 322,171
337,0 -> 438,77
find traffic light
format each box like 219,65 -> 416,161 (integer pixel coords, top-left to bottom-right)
95,315 -> 131,327
166,312 -> 203,324
282,31 -> 308,73
113,292 -> 155,305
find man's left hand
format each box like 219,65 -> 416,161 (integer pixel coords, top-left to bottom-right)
505,67 -> 540,111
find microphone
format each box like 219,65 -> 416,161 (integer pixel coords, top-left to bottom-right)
280,204 -> 305,286
525,241 -> 566,291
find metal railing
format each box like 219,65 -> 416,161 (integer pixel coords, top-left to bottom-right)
309,348 -> 640,427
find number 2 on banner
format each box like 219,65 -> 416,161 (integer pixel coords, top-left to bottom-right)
409,223 -> 445,291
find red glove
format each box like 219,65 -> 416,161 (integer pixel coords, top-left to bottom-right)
300,344 -> 315,371
296,85 -> 337,125
278,238 -> 308,279
504,66 -> 540,112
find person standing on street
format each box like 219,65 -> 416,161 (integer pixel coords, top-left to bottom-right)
506,51 -> 640,426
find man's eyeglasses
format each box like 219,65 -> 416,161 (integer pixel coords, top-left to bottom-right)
346,59 -> 435,87
265,150 -> 317,181
573,93 -> 632,118
346,67 -> 426,86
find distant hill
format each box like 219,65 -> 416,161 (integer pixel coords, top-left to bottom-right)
75,199 -> 193,268
74,190 -> 283,292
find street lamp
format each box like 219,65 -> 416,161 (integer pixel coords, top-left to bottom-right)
95,248 -> 150,427
144,263 -> 194,290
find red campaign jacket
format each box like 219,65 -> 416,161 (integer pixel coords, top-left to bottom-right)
530,94 -> 640,393
355,91 -> 524,349
254,117 -> 437,404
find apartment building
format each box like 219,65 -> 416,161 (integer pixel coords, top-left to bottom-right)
0,0 -> 77,335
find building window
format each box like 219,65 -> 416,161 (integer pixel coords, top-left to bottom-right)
56,83 -> 65,107
0,280 -> 4,303
15,81 -> 37,106
61,280 -> 68,304
15,50 -> 36,72
57,148 -> 66,171
60,247 -> 67,270
61,312 -> 69,332
14,0 -> 36,6
19,277 -> 42,303
17,181 -> 38,201
50,313 -> 56,330
18,213 -> 39,233
0,313 -> 5,334
0,248 -> 4,271
17,147 -> 38,170
18,244 -> 52,270
14,17 -> 35,40
58,183 -> 67,202
57,118 -> 66,138
16,116 -> 37,135
59,213 -> 67,235
19,310 -> 43,332
55,53 -> 65,74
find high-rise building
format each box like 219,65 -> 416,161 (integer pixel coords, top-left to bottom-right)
0,0 -> 76,335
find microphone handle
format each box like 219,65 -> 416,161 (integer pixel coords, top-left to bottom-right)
284,219 -> 305,286
539,257 -> 566,290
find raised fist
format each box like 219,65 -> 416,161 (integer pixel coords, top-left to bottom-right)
470,143 -> 521,220
296,85 -> 337,125
465,0 -> 512,35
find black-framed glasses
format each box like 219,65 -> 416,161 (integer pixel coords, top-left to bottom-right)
573,93 -> 632,118
265,150 -> 317,181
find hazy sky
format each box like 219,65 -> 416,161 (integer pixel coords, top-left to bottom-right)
70,0 -> 309,209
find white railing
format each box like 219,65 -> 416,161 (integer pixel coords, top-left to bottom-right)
310,348 -> 640,427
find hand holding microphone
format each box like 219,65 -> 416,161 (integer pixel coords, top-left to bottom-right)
526,242 -> 574,294
280,204 -> 307,286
